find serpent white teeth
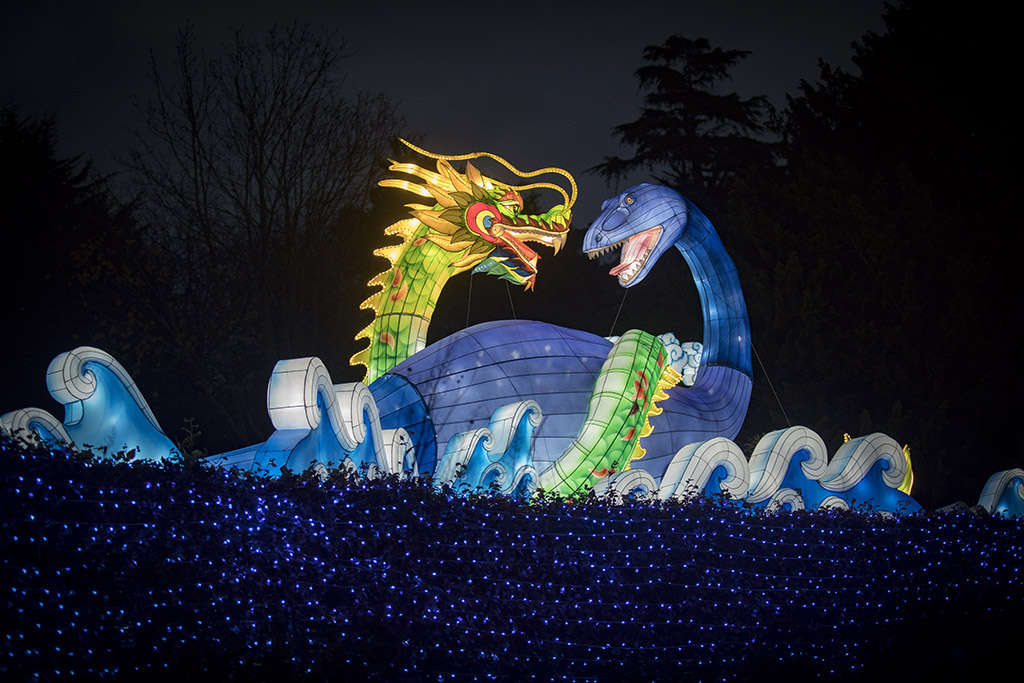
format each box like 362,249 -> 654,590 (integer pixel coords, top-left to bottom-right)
585,239 -> 626,260
619,261 -> 641,283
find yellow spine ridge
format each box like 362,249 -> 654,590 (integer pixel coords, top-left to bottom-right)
899,444 -> 914,494
628,353 -> 683,469
384,218 -> 418,237
349,348 -> 370,380
625,443 -> 646,469
373,245 -> 405,264
359,293 -> 381,311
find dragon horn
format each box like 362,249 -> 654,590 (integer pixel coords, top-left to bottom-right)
436,159 -> 473,194
465,162 -> 487,189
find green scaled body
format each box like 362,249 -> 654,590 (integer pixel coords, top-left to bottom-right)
354,219 -> 467,384
539,329 -> 680,496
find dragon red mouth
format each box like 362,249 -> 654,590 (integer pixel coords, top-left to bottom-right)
507,213 -> 569,256
497,232 -> 540,276
488,215 -> 570,286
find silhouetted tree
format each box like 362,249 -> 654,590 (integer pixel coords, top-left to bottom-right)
782,0 -> 1014,201
728,1 -> 1019,506
0,108 -> 141,415
123,23 -> 404,448
592,35 -> 772,210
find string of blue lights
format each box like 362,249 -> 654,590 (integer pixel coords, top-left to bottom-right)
3,438 -> 1021,679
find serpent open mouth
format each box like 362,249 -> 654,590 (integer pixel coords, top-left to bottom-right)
586,225 -> 663,285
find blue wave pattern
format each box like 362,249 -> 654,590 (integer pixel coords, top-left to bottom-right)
2,346 -> 178,461
0,346 -> 951,516
978,468 -> 1024,517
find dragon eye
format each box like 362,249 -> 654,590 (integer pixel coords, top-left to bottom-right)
624,194 -> 635,206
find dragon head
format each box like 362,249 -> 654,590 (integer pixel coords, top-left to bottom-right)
380,141 -> 575,290
583,184 -> 686,288
354,143 -> 576,382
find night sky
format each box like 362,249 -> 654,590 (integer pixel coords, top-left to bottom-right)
2,0 -> 886,225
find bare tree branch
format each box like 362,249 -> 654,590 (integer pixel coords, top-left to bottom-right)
120,22 -> 404,445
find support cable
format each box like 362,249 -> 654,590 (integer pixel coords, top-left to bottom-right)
608,288 -> 629,338
751,339 -> 791,427
466,272 -> 473,328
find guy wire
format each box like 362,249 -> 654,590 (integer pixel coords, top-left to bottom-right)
608,288 -> 628,338
751,338 -> 791,426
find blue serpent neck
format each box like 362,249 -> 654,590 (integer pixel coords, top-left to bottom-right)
674,200 -> 752,379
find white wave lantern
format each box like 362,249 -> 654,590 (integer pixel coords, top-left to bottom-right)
819,432 -> 907,493
977,468 -> 1024,518
804,432 -> 922,513
766,487 -> 805,512
747,426 -> 828,504
434,400 -> 542,496
0,407 -> 74,449
817,496 -> 851,511
591,468 -> 659,501
44,346 -> 178,461
658,437 -> 749,501
256,357 -> 407,476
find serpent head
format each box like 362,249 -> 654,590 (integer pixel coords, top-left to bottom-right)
583,184 -> 686,287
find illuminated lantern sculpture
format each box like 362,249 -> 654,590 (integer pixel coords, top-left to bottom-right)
7,142 -> 1008,515
1,346 -> 179,461
363,177 -> 921,512
978,468 -> 1024,517
351,141 -> 576,385
363,180 -> 749,497
202,141 -> 577,479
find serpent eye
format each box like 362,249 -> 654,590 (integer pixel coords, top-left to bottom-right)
624,194 -> 635,206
